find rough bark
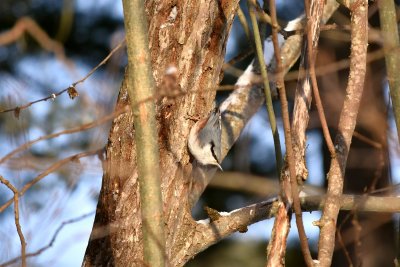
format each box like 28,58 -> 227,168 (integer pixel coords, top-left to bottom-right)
83,1 -> 239,266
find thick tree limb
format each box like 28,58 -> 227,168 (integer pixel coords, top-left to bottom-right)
186,194 -> 400,265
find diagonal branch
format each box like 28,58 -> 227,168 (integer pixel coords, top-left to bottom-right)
0,39 -> 125,115
188,194 -> 400,265
0,106 -> 127,165
0,212 -> 94,267
0,17 -> 65,59
0,150 -> 100,213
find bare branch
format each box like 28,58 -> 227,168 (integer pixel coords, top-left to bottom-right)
71,39 -> 126,87
0,17 -> 65,59
189,194 -> 400,264
266,201 -> 290,267
0,212 -> 94,267
0,106 -> 127,165
248,0 -> 283,175
0,39 -> 125,114
0,175 -> 26,267
209,171 -> 324,196
317,1 -> 368,266
0,150 -> 100,213
304,0 -> 336,157
236,6 -> 252,45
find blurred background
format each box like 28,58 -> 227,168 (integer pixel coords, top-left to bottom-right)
0,0 -> 399,266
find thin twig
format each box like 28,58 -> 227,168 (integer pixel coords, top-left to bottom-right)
222,50 -> 254,78
0,149 -> 100,213
335,202 -> 362,267
0,175 -> 26,267
353,131 -> 382,149
304,0 -> 336,157
217,85 -> 236,91
224,49 -> 254,67
247,0 -> 283,175
0,39 -> 126,114
336,228 -> 354,266
236,6 -> 253,44
247,0 -> 285,34
72,39 -> 126,87
285,45 -> 399,82
352,214 -> 364,266
0,105 -> 128,165
378,0 -> 400,144
0,212 -> 94,267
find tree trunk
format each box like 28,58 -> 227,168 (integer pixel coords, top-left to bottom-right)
83,1 -> 239,266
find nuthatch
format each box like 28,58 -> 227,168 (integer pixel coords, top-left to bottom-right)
188,108 -> 223,170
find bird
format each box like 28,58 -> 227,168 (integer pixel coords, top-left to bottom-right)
188,107 -> 223,170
